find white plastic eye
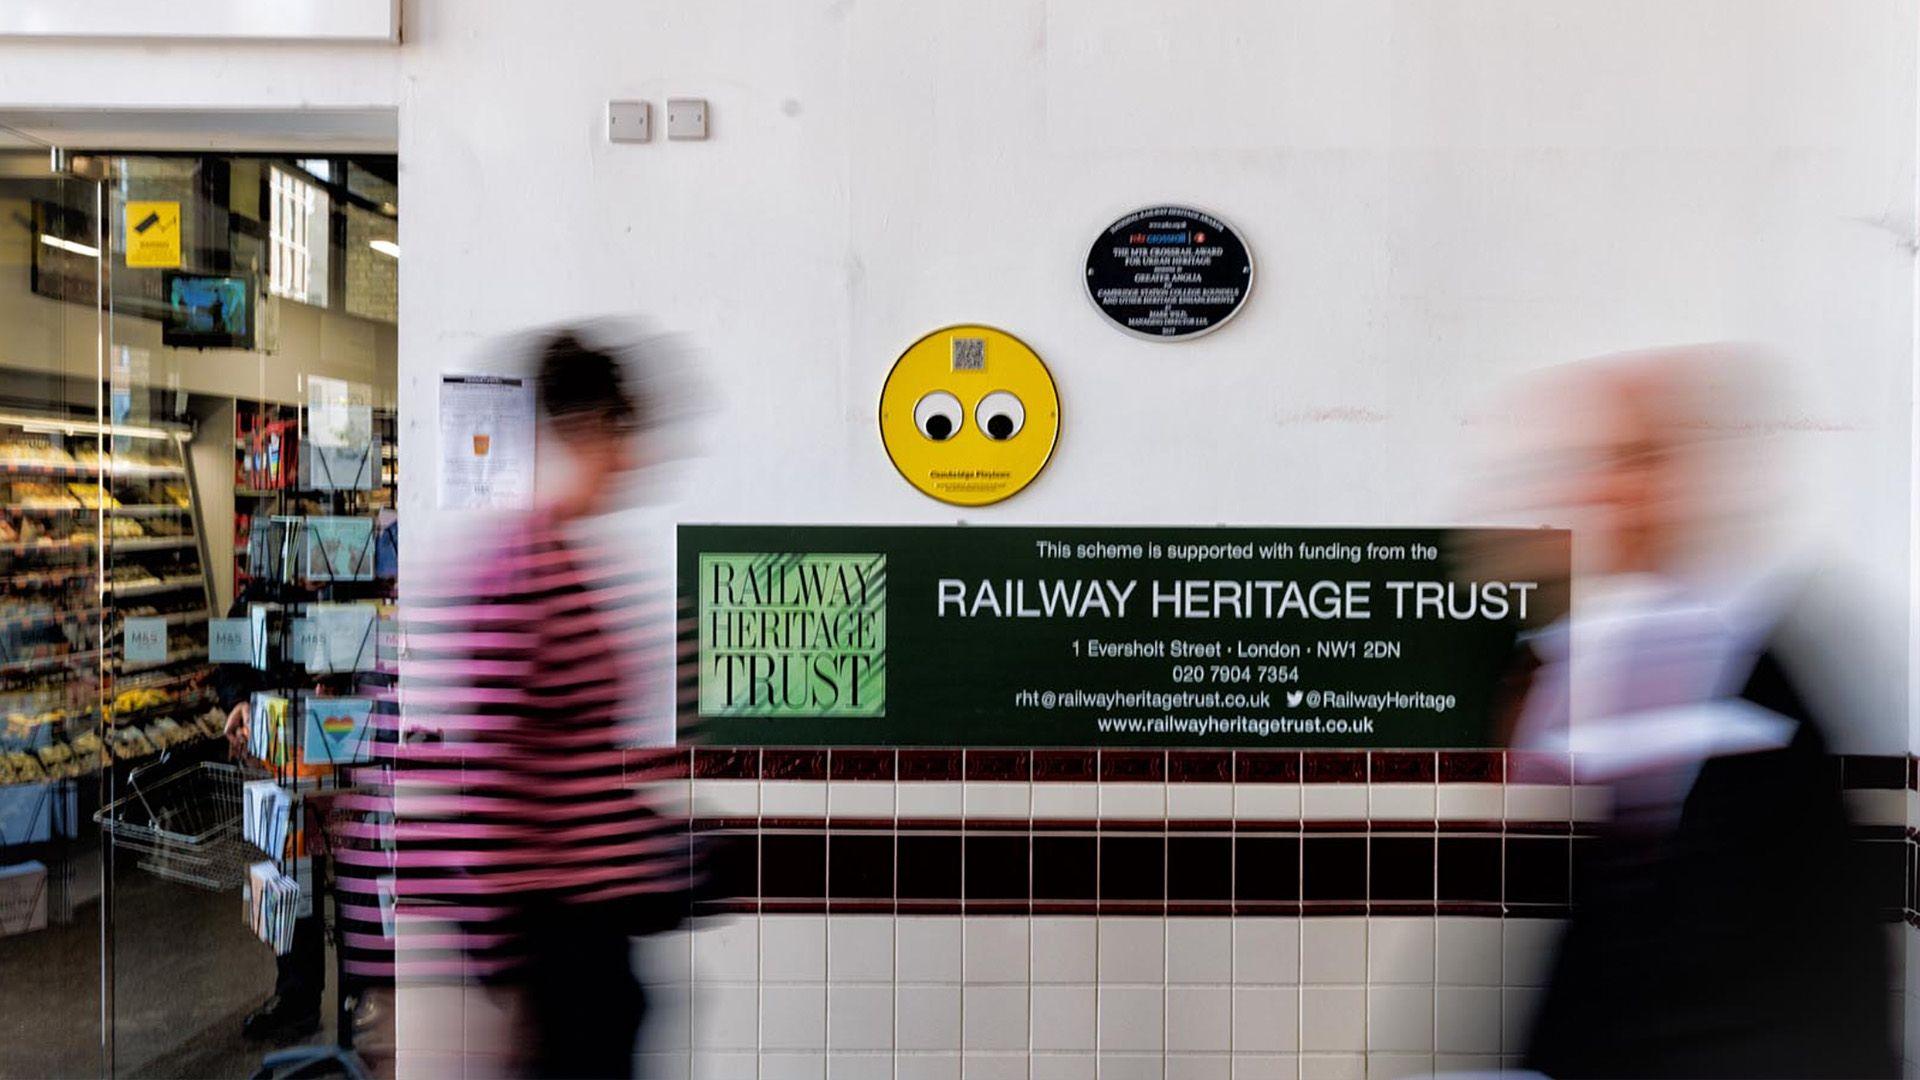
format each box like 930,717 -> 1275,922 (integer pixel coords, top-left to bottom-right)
975,391 -> 1025,441
914,391 -> 964,441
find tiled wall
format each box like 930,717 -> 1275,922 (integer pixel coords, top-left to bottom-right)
399,747 -> 1910,1079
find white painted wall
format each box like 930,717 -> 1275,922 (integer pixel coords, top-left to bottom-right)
0,1 -> 1909,673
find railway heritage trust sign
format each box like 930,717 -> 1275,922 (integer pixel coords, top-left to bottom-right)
680,525 -> 1567,747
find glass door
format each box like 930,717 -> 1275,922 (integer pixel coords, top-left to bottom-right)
0,137 -> 111,1077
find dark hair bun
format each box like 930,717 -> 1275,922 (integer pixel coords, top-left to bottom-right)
538,329 -> 639,425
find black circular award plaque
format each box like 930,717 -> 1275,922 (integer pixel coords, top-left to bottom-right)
1084,205 -> 1253,340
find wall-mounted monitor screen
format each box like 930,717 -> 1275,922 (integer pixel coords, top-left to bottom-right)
161,271 -> 254,350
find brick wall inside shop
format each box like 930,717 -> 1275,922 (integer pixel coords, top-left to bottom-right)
403,746 -> 1912,1080
344,202 -> 397,324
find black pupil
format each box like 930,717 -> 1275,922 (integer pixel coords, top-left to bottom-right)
925,413 -> 954,440
986,413 -> 1015,440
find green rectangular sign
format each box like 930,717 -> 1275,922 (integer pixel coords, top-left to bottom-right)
678,525 -> 1566,748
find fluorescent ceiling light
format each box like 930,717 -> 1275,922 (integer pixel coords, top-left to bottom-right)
368,239 -> 399,258
40,234 -> 99,259
14,419 -> 174,440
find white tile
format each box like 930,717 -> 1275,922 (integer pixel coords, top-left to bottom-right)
642,778 -> 694,818
1234,783 -> 1301,820
692,984 -> 758,1050
1435,783 -> 1504,821
1501,919 -> 1564,988
1501,986 -> 1543,1054
690,1051 -> 756,1080
1234,918 -> 1301,984
1366,1053 -> 1435,1080
1098,986 -> 1165,1052
1031,1054 -> 1097,1080
827,985 -> 893,1051
1434,1054 -> 1502,1072
759,1052 -> 823,1080
1167,1053 -> 1233,1080
639,984 -> 693,1051
760,985 -> 826,1050
1366,986 -> 1433,1052
1167,986 -> 1232,1051
1233,986 -> 1300,1052
897,917 -> 963,983
1300,785 -> 1368,821
1572,784 -> 1614,824
1099,917 -> 1167,983
1367,918 -> 1434,984
964,781 -> 1030,819
1299,986 -> 1366,1052
828,915 -> 893,983
964,917 -> 1030,983
1168,783 -> 1235,820
961,1054 -> 1028,1080
1504,784 -> 1570,823
1435,986 -> 1501,1054
1295,1053 -> 1365,1080
1367,784 -> 1435,820
388,1053 -> 463,1079
1032,917 -> 1098,983
962,985 -> 1030,1051
1434,917 -> 1502,986
692,778 -> 758,818
762,780 -> 827,817
1847,789 -> 1906,827
1300,918 -> 1366,984
1097,1053 -> 1165,1080
693,917 -> 759,983
761,914 -> 827,982
896,781 -> 963,817
1231,1055 -> 1298,1080
896,985 -> 963,1051
393,984 -> 463,1053
894,1054 -> 960,1080
824,1054 -> 892,1080
634,1050 -> 690,1080
1100,782 -> 1167,819
1032,986 -> 1097,1051
1168,917 -> 1234,984
1031,781 -> 1099,818
636,929 -> 693,985
828,781 -> 895,819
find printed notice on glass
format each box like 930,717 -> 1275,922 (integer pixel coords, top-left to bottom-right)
438,374 -> 534,510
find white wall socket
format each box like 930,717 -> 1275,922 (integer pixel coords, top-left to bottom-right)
667,97 -> 708,140
608,100 -> 650,143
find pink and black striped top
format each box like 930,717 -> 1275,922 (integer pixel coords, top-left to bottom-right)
394,517 -> 689,978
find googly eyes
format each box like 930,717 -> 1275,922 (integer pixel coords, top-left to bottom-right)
975,391 -> 1025,441
911,390 -> 1027,440
914,391 -> 964,441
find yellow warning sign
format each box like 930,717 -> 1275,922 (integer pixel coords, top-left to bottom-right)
124,201 -> 181,268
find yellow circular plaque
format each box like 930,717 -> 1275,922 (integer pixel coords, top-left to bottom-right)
878,324 -> 1061,506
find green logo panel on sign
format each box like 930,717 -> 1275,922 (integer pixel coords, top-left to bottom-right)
697,552 -> 887,717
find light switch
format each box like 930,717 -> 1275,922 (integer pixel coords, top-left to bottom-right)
608,100 -> 650,143
667,97 -> 708,140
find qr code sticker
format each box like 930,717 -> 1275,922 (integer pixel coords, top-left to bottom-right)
951,337 -> 985,372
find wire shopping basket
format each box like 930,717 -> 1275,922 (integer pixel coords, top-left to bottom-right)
93,759 -> 266,891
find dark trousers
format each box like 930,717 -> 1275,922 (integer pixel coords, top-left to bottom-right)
519,907 -> 645,1079
274,907 -> 326,1011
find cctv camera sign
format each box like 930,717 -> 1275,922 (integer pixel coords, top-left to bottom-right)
681,524 -> 1566,748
